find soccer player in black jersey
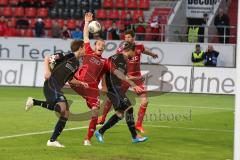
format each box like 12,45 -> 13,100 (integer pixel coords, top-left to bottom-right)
25,40 -> 88,148
95,41 -> 148,143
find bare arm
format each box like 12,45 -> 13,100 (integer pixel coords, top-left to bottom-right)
68,77 -> 89,88
113,69 -> 143,93
44,55 -> 51,80
143,48 -> 158,59
113,69 -> 136,87
83,12 -> 93,43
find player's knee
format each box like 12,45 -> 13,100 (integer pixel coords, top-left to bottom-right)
91,107 -> 99,116
116,111 -> 124,119
141,98 -> 148,107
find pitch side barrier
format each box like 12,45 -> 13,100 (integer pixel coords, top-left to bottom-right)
0,59 -> 235,95
0,38 -> 236,67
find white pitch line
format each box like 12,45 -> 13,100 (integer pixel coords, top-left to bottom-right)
0,126 -> 88,140
0,124 -> 233,140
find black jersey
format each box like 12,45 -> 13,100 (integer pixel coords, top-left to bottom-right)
48,52 -> 80,90
105,53 -> 131,111
105,53 -> 127,89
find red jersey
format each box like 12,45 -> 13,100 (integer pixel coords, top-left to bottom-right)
74,42 -> 109,87
127,43 -> 145,76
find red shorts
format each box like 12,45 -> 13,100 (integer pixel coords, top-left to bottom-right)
71,83 -> 100,109
121,79 -> 146,95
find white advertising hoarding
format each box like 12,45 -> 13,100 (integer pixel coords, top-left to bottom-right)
0,60 -> 236,94
0,37 -> 235,67
0,60 -> 36,86
192,67 -> 235,94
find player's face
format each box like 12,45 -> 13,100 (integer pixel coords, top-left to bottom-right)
124,34 -> 134,43
75,47 -> 85,59
94,40 -> 105,55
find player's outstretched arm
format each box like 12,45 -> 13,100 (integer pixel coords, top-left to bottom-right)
44,55 -> 51,80
69,78 -> 89,88
143,48 -> 158,59
83,12 -> 93,43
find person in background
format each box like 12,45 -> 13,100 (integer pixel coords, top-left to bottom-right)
108,21 -> 120,40
150,16 -> 160,41
51,20 -> 61,38
191,44 -> 205,67
198,13 -> 208,43
124,12 -> 133,30
71,27 -> 83,40
100,25 -> 107,40
0,16 -> 7,36
134,16 -> 147,41
35,18 -> 45,37
62,25 -> 71,39
214,8 -> 230,43
4,21 -> 16,37
204,45 -> 219,67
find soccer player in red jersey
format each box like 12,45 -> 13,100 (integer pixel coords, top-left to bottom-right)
99,29 -> 158,133
71,13 -> 143,145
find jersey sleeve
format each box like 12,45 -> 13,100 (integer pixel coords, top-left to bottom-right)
85,42 -> 94,55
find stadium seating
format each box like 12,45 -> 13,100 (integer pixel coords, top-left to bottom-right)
44,18 -> 52,29
115,0 -> 125,9
0,0 -> 8,6
14,7 -> 24,17
103,0 -> 113,9
37,8 -> 48,18
25,7 -> 37,17
3,7 -> 12,17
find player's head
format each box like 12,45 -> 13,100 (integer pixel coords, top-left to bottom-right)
94,39 -> 105,55
120,41 -> 136,58
71,40 -> 85,59
124,29 -> 135,43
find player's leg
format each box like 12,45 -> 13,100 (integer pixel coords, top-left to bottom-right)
47,101 -> 69,148
98,98 -> 112,124
98,83 -> 129,124
96,111 -> 124,143
83,87 -> 100,146
135,84 -> 148,133
125,106 -> 148,143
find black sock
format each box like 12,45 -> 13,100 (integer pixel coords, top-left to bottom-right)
33,99 -> 61,113
99,114 -> 122,135
125,108 -> 137,139
50,117 -> 68,142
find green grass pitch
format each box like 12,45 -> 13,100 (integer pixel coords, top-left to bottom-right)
0,87 -> 234,160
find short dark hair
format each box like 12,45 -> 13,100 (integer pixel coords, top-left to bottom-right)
70,40 -> 84,52
120,41 -> 135,51
124,29 -> 135,37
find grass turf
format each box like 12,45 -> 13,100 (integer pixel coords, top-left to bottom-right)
0,87 -> 234,160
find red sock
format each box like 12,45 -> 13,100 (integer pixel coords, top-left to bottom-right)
136,104 -> 147,127
86,116 -> 98,140
102,100 -> 112,120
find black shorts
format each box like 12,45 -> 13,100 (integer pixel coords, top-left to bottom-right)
107,85 -> 131,112
43,80 -> 67,105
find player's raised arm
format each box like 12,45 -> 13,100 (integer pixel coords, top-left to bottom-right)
84,12 -> 93,43
44,55 -> 51,80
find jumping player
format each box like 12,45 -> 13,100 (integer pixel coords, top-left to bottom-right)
95,41 -> 148,143
25,40 -> 88,148
98,30 -> 158,133
71,13 -> 143,146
